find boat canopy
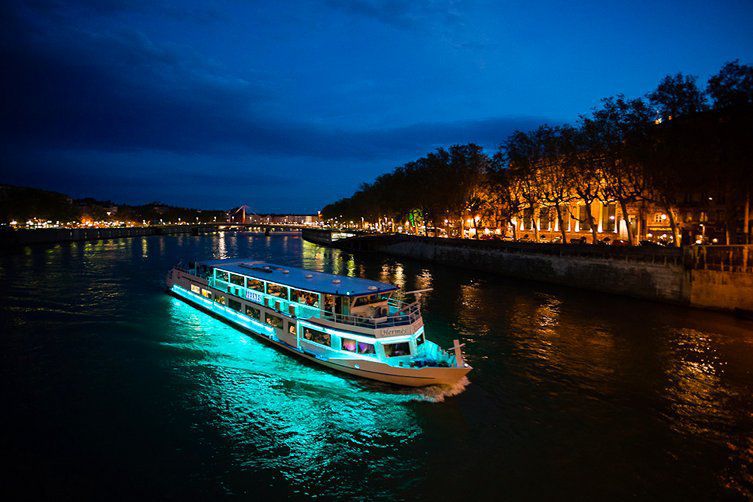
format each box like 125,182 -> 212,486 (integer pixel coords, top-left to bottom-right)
198,259 -> 399,296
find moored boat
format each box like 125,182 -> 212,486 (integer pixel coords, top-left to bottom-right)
166,259 -> 471,387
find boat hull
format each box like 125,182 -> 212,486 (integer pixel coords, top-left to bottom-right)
167,286 -> 470,387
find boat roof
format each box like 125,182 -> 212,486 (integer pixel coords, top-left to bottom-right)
198,259 -> 398,296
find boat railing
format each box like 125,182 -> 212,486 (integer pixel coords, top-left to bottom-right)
321,301 -> 421,329
317,297 -> 421,328
174,265 -> 211,280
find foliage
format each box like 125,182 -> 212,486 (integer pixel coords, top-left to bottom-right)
322,61 -> 753,244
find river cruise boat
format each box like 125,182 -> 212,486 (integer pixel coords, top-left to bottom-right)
166,259 -> 471,387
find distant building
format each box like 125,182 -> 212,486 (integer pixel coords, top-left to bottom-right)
504,194 -> 732,245
226,206 -> 317,225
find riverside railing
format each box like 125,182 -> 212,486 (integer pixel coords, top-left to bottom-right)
685,245 -> 753,273
326,233 -> 686,265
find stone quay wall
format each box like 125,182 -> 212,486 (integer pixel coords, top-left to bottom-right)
302,230 -> 753,313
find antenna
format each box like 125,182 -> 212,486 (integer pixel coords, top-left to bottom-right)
402,288 -> 433,296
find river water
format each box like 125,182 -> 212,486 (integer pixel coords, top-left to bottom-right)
2,232 -> 752,499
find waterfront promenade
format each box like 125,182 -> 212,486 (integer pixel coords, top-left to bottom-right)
0,223 -> 309,247
0,224 -> 215,246
303,229 -> 753,314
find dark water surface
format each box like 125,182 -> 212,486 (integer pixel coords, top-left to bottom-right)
2,233 -> 753,499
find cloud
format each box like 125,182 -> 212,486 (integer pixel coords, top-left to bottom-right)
1,3 -> 541,161
324,0 -> 465,31
0,0 -> 546,211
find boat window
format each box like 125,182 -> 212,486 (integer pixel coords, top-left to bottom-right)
287,321 -> 296,335
353,294 -> 381,307
265,313 -> 283,329
267,283 -> 288,299
383,342 -> 410,357
216,270 -> 229,282
341,338 -> 357,352
324,294 -> 336,313
201,289 -> 212,299
416,333 -> 425,346
245,305 -> 260,319
229,274 -> 245,286
247,279 -> 264,292
357,341 -> 375,355
291,288 -> 320,307
303,327 -> 331,347
215,295 -> 226,305
190,284 -> 200,294
228,299 -> 242,311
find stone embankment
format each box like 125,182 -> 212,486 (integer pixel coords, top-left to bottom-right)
1,225 -> 215,246
302,229 -> 753,314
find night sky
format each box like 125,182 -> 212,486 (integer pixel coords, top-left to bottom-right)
2,1 -> 752,212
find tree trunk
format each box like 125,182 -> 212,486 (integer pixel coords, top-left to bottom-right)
555,204 -> 567,243
511,220 -> 517,241
587,202 -> 599,244
666,205 -> 680,247
532,207 -> 540,242
745,187 -> 750,244
619,199 -> 633,245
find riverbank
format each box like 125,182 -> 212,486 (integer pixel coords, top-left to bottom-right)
0,224 -> 216,246
302,229 -> 753,314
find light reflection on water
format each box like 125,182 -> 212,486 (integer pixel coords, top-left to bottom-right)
1,232 -> 753,499
164,298 -> 434,497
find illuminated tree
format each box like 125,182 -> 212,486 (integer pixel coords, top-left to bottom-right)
583,96 -> 653,244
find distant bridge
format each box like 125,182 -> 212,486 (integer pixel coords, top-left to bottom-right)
225,205 -> 317,230
210,222 -> 312,231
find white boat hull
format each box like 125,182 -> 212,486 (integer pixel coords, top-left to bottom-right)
167,283 -> 470,387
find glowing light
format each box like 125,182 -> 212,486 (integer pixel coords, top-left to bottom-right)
171,284 -> 275,335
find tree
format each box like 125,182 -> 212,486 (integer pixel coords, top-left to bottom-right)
538,125 -> 577,243
705,60 -> 753,243
647,73 -> 707,121
445,144 -> 491,238
583,95 -> 653,244
503,131 -> 543,241
565,123 -> 603,244
488,155 -> 525,239
707,60 -> 753,110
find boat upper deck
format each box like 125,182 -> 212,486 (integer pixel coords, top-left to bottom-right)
199,259 -> 398,296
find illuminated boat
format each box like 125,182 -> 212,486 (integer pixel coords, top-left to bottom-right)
166,259 -> 471,387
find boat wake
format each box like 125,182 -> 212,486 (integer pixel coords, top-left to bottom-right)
393,376 -> 471,403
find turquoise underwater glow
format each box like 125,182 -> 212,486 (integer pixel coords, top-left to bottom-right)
163,296 -> 437,497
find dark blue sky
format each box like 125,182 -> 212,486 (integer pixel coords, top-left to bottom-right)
2,0 -> 752,212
